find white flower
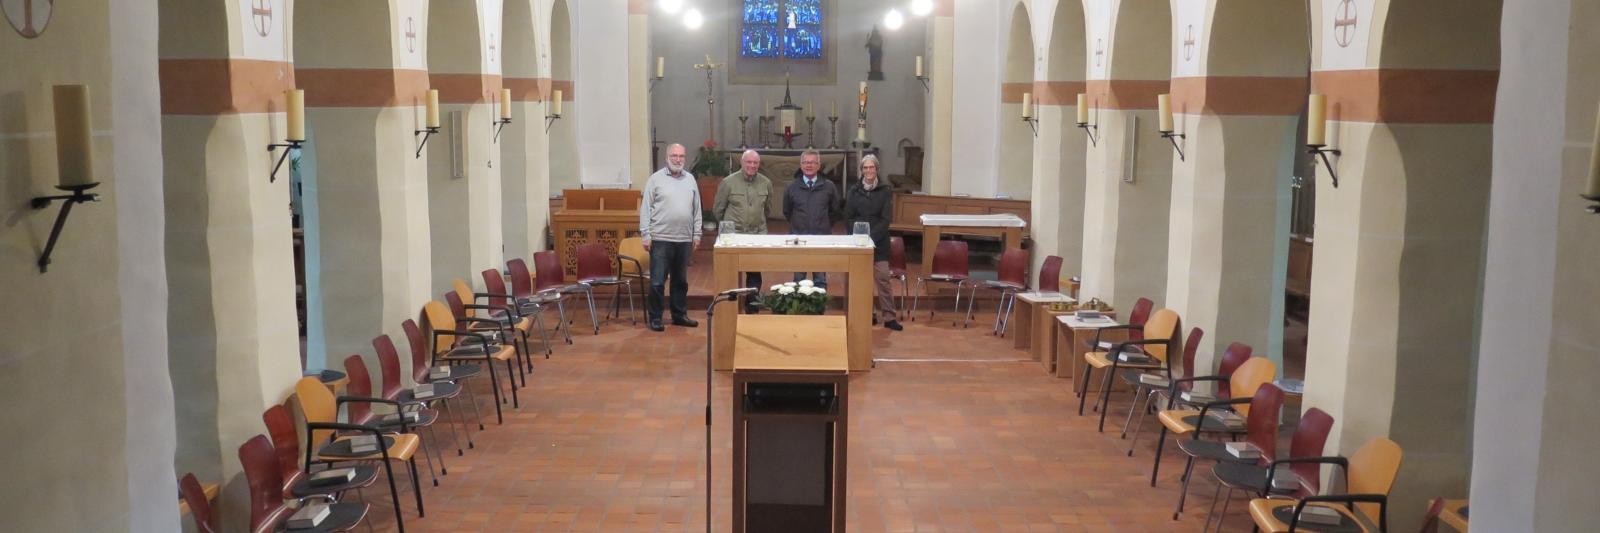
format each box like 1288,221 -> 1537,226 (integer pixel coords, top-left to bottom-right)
814,288 -> 826,295
798,287 -> 815,295
783,281 -> 798,287
777,286 -> 795,295
798,279 -> 814,288
770,284 -> 784,291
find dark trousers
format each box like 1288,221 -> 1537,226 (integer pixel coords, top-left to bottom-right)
647,240 -> 692,321
742,272 -> 763,313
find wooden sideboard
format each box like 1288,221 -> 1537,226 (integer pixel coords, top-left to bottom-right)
551,189 -> 642,280
889,194 -> 1031,240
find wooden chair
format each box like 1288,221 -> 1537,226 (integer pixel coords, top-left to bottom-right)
1204,408 -> 1336,532
453,277 -> 535,377
1151,356 -> 1277,486
1119,326 -> 1204,441
262,403 -> 379,503
1171,382 -> 1286,519
966,247 -> 1029,334
240,434 -> 370,533
910,240 -> 972,325
423,300 -> 518,424
1248,438 -> 1404,533
343,355 -> 442,487
403,318 -> 486,434
1091,297 -> 1154,352
887,236 -> 910,310
446,287 -> 528,388
508,257 -> 574,345
480,268 -> 553,363
1077,308 -> 1182,432
616,237 -> 651,319
1125,341 -> 1250,457
376,334 -> 471,456
295,376 -> 423,527
179,473 -> 218,533
576,242 -> 636,327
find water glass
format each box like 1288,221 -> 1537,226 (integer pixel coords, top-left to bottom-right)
852,221 -> 871,236
719,220 -> 738,235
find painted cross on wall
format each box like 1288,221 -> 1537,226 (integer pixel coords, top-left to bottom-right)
1183,25 -> 1196,61
406,17 -> 417,53
1333,0 -> 1358,48
251,0 -> 272,37
2,0 -> 52,38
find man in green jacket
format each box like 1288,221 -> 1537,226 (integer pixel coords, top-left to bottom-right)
713,149 -> 772,313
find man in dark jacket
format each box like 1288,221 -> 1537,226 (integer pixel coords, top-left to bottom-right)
783,149 -> 839,287
843,154 -> 901,330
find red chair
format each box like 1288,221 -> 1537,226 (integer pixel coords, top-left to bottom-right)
445,289 -> 528,388
1119,326 -> 1204,441
343,355 -> 441,488
910,240 -> 972,325
179,473 -> 217,533
481,268 -> 553,361
262,403 -> 378,502
888,236 -> 909,310
240,434 -> 369,533
1038,255 -> 1064,293
1205,408 -> 1336,530
1172,382 -> 1286,519
377,334 -> 471,456
1090,296 -> 1156,351
1139,342 -> 1254,482
535,250 -> 599,335
575,242 -> 636,328
404,318 -> 487,432
508,258 -> 573,345
967,248 -> 1029,333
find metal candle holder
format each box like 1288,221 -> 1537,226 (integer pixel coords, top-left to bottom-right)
1308,144 -> 1341,187
1160,131 -> 1186,161
737,115 -> 750,149
414,126 -> 439,158
760,115 -> 774,148
544,112 -> 562,133
493,117 -> 513,143
1077,105 -> 1100,147
30,182 -> 102,273
806,116 -> 817,148
1023,115 -> 1039,137
828,116 -> 839,149
267,139 -> 304,182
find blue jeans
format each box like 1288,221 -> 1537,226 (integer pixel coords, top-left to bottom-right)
792,271 -> 827,288
647,240 -> 692,321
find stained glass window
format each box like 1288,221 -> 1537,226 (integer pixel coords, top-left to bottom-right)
740,0 -> 824,59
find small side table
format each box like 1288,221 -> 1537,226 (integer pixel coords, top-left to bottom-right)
1012,292 -> 1075,355
1054,313 -> 1123,382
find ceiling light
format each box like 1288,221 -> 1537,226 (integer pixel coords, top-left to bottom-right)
683,8 -> 703,30
910,0 -> 935,17
658,0 -> 683,15
883,9 -> 904,31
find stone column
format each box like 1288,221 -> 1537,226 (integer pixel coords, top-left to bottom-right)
1079,79 -> 1172,312
923,1 -> 954,195
503,0 -> 551,259
628,0 -> 653,184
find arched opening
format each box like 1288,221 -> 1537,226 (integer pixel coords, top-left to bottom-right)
997,2 -> 1033,199
1037,0 -> 1088,281
549,0 -> 579,192
425,0 -> 496,295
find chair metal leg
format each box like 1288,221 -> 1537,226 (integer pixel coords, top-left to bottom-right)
555,299 -> 574,344
583,286 -> 599,334
1096,365 -> 1119,431
1202,484 -> 1227,533
1151,426 -> 1170,486
418,426 -> 440,486
964,286 -> 979,328
1076,364 -> 1093,415
951,281 -> 966,327
911,279 -> 924,321
461,379 -> 485,434
439,399 -> 467,456
532,311 -> 553,359
1120,384 -> 1149,439
407,457 -> 425,517
378,450 -> 406,532
1173,454 -> 1197,519
625,281 -> 637,325
505,358 -> 519,408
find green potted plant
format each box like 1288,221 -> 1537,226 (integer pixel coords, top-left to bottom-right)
758,280 -> 830,315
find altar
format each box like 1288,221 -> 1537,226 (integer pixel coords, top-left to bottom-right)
713,234 -> 875,371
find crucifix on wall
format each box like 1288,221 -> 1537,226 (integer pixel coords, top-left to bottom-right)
694,54 -> 723,143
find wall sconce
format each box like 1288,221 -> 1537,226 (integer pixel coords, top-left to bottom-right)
650,56 -> 666,93
1306,94 -> 1341,187
1021,92 -> 1038,137
33,85 -> 103,273
545,89 -> 564,133
493,88 -> 513,143
1075,93 -> 1099,146
1583,105 -> 1600,213
1156,94 -> 1185,161
268,89 -> 306,182
415,89 -> 441,158
914,55 -> 929,92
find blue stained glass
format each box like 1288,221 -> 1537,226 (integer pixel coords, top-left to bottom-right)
743,0 -> 778,24
741,0 -> 824,59
789,0 -> 821,25
741,26 -> 781,57
784,26 -> 823,59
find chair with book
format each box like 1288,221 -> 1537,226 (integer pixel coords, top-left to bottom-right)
1124,341 -> 1251,456
1247,437 -> 1404,533
295,376 -> 423,527
1077,308 -> 1182,432
1169,382 -> 1286,520
262,403 -> 380,505
1150,356 -> 1277,486
453,277 -> 536,377
508,257 -> 575,345
404,318 -> 487,433
446,286 -> 528,388
575,242 -> 636,328
1117,326 -> 1203,439
1089,297 -> 1153,351
481,268 -> 554,363
423,300 -> 518,424
535,249 -> 600,335
179,473 -> 218,533
1204,407 -> 1335,532
376,333 -> 472,456
887,236 -> 910,310
910,240 -> 973,325
342,355 -> 444,487
240,434 -> 370,533
616,237 -> 651,324
966,247 -> 1029,334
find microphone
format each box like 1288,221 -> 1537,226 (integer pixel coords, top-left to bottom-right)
716,287 -> 760,301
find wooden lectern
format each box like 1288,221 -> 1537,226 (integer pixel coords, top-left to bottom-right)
551,189 -> 642,280
732,315 -> 849,533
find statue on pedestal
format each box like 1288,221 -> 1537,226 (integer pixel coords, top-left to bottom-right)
866,25 -> 884,81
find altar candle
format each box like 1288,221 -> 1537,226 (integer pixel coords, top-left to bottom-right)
499,88 -> 513,120
1587,105 -> 1600,198
552,89 -> 563,116
286,89 -> 306,141
858,82 -> 868,111
807,99 -> 814,118
832,100 -> 838,117
857,127 -> 867,142
915,55 -> 924,77
741,98 -> 747,117
53,85 -> 94,187
425,89 -> 441,128
1307,94 -> 1327,146
655,56 -> 665,78
1157,94 -> 1173,133
1021,93 -> 1033,119
764,97 -> 770,114
1076,94 -> 1089,124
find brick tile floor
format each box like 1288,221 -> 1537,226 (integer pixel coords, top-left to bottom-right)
358,308 -> 1258,532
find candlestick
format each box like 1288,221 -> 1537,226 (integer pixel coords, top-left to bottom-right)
552,89 -> 563,116
1021,92 -> 1033,119
500,88 -> 513,120
915,55 -> 924,78
286,89 -> 306,141
832,100 -> 838,117
857,126 -> 867,142
425,89 -> 441,129
741,98 -> 747,117
1307,94 -> 1327,146
1157,94 -> 1173,133
53,85 -> 94,187
828,116 -> 839,149
656,56 -> 665,78
1076,93 -> 1089,125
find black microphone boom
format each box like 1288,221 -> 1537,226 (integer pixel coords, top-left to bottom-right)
716,287 -> 760,300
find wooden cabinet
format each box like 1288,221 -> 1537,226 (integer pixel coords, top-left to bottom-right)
889,194 -> 1031,240
551,189 -> 642,280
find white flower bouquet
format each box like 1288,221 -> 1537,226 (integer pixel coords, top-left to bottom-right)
760,281 -> 829,315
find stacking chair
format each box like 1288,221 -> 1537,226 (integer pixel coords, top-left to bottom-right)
1077,308 -> 1182,432
508,257 -> 575,344
1037,255 -> 1064,294
535,250 -> 599,335
1204,408 -> 1335,532
376,334 -> 471,456
403,319 -> 487,433
910,240 -> 972,325
1151,356 -> 1277,486
1247,438 -> 1403,533
446,288 -> 527,387
1171,382 -> 1286,519
295,376 -> 422,527
240,434 -> 370,533
262,403 -> 379,504
481,268 -> 554,362
1119,326 -> 1204,442
179,473 -> 218,533
887,236 -> 910,310
616,237 -> 651,322
576,242 -> 636,328
966,247 -> 1029,333
1090,297 -> 1154,352
343,355 -> 443,487
423,300 -> 518,424
1125,341 -> 1251,456
452,277 -> 534,376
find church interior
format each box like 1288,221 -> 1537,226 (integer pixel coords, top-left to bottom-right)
3,0 -> 1597,531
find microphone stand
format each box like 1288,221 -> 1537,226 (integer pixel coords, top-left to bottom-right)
704,291 -> 748,533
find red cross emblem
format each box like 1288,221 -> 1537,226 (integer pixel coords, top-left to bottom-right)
251,0 -> 273,37
1094,38 -> 1104,67
3,0 -> 53,38
1333,0 -> 1358,48
406,17 -> 417,53
1183,25 -> 1196,61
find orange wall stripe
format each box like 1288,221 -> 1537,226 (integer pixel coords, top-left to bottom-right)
503,77 -> 547,101
552,80 -> 575,100
432,74 -> 504,104
159,59 -> 296,115
296,68 -> 430,108
1084,79 -> 1169,110
1312,69 -> 1498,124
1169,76 -> 1308,117
1032,81 -> 1087,105
629,0 -> 649,14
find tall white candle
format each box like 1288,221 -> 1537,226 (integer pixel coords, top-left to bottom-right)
552,89 -> 563,116
741,98 -> 747,117
53,85 -> 94,187
858,81 -> 868,112
286,89 -> 306,141
1588,105 -> 1600,198
425,89 -> 441,129
1077,93 -> 1089,124
1307,94 -> 1327,146
857,127 -> 867,141
1021,92 -> 1033,119
499,88 -> 513,120
656,56 -> 665,78
915,56 -> 924,78
1157,94 -> 1174,133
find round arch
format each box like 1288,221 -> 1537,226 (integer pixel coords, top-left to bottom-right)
1035,0 -> 1089,278
548,0 -> 579,192
997,2 -> 1035,199
502,0 -> 545,260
